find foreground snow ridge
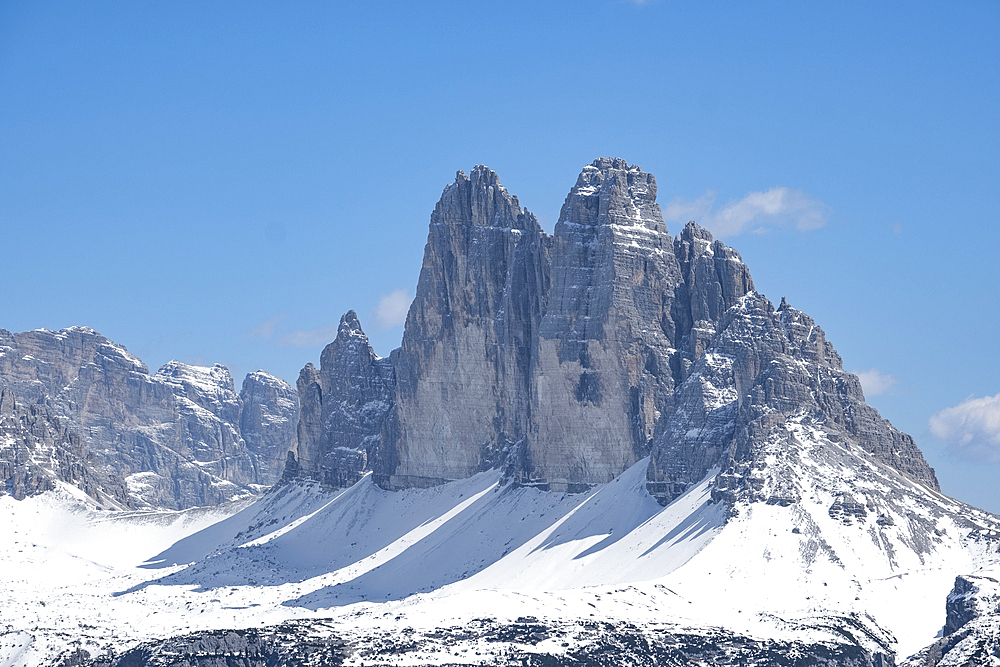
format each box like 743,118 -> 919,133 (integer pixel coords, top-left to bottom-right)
2,426 -> 999,666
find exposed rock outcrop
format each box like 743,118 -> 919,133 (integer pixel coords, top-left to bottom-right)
293,158 -> 938,504
375,166 -> 550,490
648,290 -> 938,505
0,327 -> 296,509
0,385 -> 131,506
240,370 -> 298,484
904,563 -> 1000,666
295,311 -> 395,488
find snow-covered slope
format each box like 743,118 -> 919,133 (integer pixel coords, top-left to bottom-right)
3,421 -> 998,665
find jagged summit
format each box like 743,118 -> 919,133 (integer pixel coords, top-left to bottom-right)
297,311 -> 394,488
433,164 -> 540,231
333,309 -> 365,342
293,158 -> 937,502
560,157 -> 665,233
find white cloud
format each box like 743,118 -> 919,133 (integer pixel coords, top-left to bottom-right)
663,187 -> 830,238
374,289 -> 411,330
278,325 -> 339,348
248,314 -> 286,340
854,369 -> 899,396
929,393 -> 1000,462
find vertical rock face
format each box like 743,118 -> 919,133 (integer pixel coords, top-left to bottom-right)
520,161 -> 754,492
152,360 -> 254,488
240,371 -> 299,485
375,166 -> 550,490
0,327 -> 296,509
293,158 -> 937,502
525,159 -> 681,490
295,311 -> 395,488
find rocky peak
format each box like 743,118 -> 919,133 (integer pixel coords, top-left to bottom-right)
559,158 -> 665,233
154,360 -> 242,427
431,165 -> 539,232
296,312 -> 395,488
320,311 -> 377,371
155,360 -> 236,395
371,166 -> 551,490
336,310 -> 365,341
294,158 -> 939,506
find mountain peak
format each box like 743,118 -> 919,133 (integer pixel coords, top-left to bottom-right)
558,156 -> 664,233
432,165 -> 538,231
337,310 -> 365,341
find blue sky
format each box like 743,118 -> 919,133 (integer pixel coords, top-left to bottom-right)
2,1 -> 998,510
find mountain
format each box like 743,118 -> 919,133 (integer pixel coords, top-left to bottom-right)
1,158 -> 997,666
0,327 -> 298,509
292,158 -> 937,503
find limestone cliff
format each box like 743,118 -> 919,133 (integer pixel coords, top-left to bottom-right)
0,327 -> 296,509
293,158 -> 938,503
240,370 -> 299,484
375,166 -> 550,489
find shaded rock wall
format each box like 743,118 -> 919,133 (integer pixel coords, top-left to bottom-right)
293,158 -> 938,502
295,311 -> 395,488
240,370 -> 299,485
376,166 -> 550,489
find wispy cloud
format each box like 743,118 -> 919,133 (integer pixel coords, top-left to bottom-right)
278,325 -> 339,348
663,187 -> 830,237
374,289 -> 411,330
929,393 -> 1000,462
248,314 -> 286,340
853,369 -> 899,396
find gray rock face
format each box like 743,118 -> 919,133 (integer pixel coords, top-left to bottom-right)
293,158 -> 938,502
375,166 -> 550,490
295,311 -> 395,488
0,327 -> 296,509
525,159 -> 678,491
0,385 -> 131,506
522,161 -> 756,491
904,563 -> 1000,666
648,291 -> 939,504
240,370 -> 298,485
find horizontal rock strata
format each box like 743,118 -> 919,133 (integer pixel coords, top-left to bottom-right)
294,158 -> 938,503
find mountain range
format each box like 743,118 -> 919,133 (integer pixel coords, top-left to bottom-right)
1,158 -> 997,666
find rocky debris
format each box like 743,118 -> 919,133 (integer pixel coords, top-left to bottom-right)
240,370 -> 298,484
76,622 -> 346,667
68,617 -> 890,667
0,327 -> 295,509
295,311 -> 395,488
829,494 -> 869,525
904,564 -> 1000,666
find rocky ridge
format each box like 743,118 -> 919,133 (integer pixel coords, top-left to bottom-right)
293,158 -> 938,506
0,327 -> 297,509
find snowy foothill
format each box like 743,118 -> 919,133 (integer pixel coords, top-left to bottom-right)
2,432 -> 1000,665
